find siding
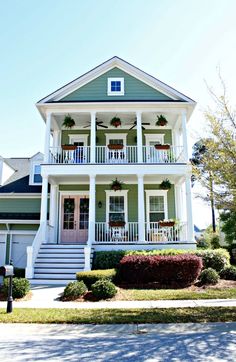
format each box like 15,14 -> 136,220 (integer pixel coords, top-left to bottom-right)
61,68 -> 172,102
0,199 -> 41,213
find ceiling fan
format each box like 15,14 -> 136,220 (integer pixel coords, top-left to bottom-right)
126,119 -> 150,130
83,119 -> 108,130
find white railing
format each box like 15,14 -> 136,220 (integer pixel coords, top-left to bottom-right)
96,146 -> 137,164
143,146 -> 185,163
145,222 -> 187,242
25,224 -> 43,278
49,146 -> 90,164
95,222 -> 139,243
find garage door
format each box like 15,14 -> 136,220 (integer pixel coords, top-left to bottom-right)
11,234 -> 35,268
0,234 -> 6,265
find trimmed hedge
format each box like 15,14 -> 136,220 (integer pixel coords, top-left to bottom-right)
91,279 -> 117,300
76,269 -> 117,289
117,254 -> 202,287
199,268 -> 219,285
220,266 -> 236,281
92,249 -> 230,272
2,278 -> 30,299
63,281 -> 87,299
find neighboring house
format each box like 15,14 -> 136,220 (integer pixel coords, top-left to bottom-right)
1,56 -> 197,284
194,225 -> 205,241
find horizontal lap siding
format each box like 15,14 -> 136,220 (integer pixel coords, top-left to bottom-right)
0,199 -> 41,213
61,68 -> 172,102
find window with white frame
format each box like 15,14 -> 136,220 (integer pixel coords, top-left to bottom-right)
33,164 -> 42,184
107,78 -> 124,96
106,190 -> 128,223
146,190 -> 168,223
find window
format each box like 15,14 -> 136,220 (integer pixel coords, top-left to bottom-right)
107,78 -> 124,96
33,164 -> 42,184
149,196 -> 165,222
109,196 -> 125,222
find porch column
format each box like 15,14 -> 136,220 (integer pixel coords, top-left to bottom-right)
44,112 -> 52,163
49,184 -> 58,243
90,112 -> 96,163
138,174 -> 145,242
40,176 -> 48,243
175,183 -> 183,220
185,174 -> 194,242
181,111 -> 188,162
88,175 -> 96,245
136,111 -> 143,163
52,130 -> 60,148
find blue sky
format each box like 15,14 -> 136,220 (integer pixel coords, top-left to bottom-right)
1,0 -> 235,227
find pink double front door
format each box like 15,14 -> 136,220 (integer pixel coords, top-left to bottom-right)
61,195 -> 89,243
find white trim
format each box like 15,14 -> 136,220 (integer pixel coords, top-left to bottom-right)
29,160 -> 43,186
0,220 -> 40,224
68,134 -> 89,147
105,133 -> 127,146
105,190 -> 128,225
0,230 -> 37,235
144,133 -> 165,145
145,190 -> 168,223
0,194 -> 43,198
107,77 -> 124,96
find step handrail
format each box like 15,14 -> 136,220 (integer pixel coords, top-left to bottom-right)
25,224 -> 44,279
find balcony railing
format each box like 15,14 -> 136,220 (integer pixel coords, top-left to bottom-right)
94,221 -> 187,243
48,145 -> 185,164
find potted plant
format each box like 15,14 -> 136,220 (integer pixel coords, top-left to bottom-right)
107,143 -> 124,150
62,144 -> 77,150
154,144 -> 170,150
159,219 -> 175,227
110,116 -> 121,128
110,178 -> 123,191
156,115 -> 168,126
109,220 -> 126,227
159,179 -> 171,190
62,115 -> 75,129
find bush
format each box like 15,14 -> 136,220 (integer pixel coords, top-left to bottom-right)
63,281 -> 87,299
76,269 -> 117,289
117,254 -> 202,287
195,249 -> 230,272
199,268 -> 219,285
220,266 -> 236,281
93,251 -> 127,269
2,278 -> 30,299
14,268 -> 25,278
91,279 -> 117,300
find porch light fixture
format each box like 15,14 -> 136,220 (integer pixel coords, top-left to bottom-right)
98,201 -> 102,208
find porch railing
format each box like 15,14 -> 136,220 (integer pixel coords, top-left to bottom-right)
145,222 -> 187,242
49,146 -> 91,164
96,146 -> 137,164
95,222 -> 139,243
143,146 -> 185,163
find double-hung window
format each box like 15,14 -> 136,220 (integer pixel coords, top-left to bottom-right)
33,164 -> 42,184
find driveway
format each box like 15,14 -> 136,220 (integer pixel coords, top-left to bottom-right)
0,322 -> 235,361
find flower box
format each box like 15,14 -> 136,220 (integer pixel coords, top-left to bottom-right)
107,144 -> 124,150
154,144 -> 170,150
62,145 -> 77,151
109,221 -> 126,227
159,221 -> 175,227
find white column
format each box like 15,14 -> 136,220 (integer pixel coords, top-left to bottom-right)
88,175 -> 96,245
175,184 -> 183,220
40,176 -> 48,242
181,111 -> 188,162
138,174 -> 145,242
185,175 -> 194,242
44,112 -> 52,163
136,111 -> 143,163
90,112 -> 96,163
52,130 -> 60,149
49,184 -> 58,243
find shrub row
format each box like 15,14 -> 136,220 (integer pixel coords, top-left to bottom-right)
93,248 -> 230,272
63,278 -> 117,300
76,269 -> 117,289
117,254 -> 202,287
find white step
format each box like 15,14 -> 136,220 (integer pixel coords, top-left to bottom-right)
29,279 -> 73,285
34,263 -> 85,268
41,244 -> 87,249
38,249 -> 85,254
35,258 -> 86,263
34,273 -> 80,279
34,268 -> 80,274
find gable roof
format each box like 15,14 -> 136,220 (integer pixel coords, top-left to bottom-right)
37,56 -> 196,105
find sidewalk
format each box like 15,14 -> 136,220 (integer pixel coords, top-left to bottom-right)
0,285 -> 236,309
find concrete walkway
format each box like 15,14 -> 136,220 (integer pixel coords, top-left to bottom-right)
0,323 -> 236,361
0,284 -> 236,309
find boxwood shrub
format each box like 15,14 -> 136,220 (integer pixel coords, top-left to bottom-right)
117,254 -> 202,287
219,266 -> 236,280
76,269 -> 117,289
199,268 -> 219,285
93,251 -> 127,270
63,281 -> 87,299
91,279 -> 117,300
2,278 -> 30,299
194,249 -> 230,272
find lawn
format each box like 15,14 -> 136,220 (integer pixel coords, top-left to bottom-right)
0,307 -> 235,324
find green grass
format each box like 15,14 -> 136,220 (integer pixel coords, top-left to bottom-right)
0,307 -> 235,324
116,287 -> 236,300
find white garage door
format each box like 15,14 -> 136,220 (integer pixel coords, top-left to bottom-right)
0,234 -> 6,266
11,234 -> 35,268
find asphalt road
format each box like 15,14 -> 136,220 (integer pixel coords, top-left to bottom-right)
0,323 -> 235,361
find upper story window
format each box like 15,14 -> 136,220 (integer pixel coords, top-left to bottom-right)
107,77 -> 124,96
33,164 -> 42,184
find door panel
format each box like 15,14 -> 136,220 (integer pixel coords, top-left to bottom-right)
78,198 -> 89,242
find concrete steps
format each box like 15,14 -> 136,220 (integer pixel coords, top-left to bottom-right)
30,244 -> 93,285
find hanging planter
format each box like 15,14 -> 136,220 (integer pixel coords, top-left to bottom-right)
159,220 -> 175,227
156,115 -> 168,127
62,115 -> 75,129
110,178 -> 123,191
154,144 -> 170,150
159,179 -> 171,190
62,144 -> 77,151
109,220 -> 126,227
110,116 -> 121,128
107,144 -> 124,150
